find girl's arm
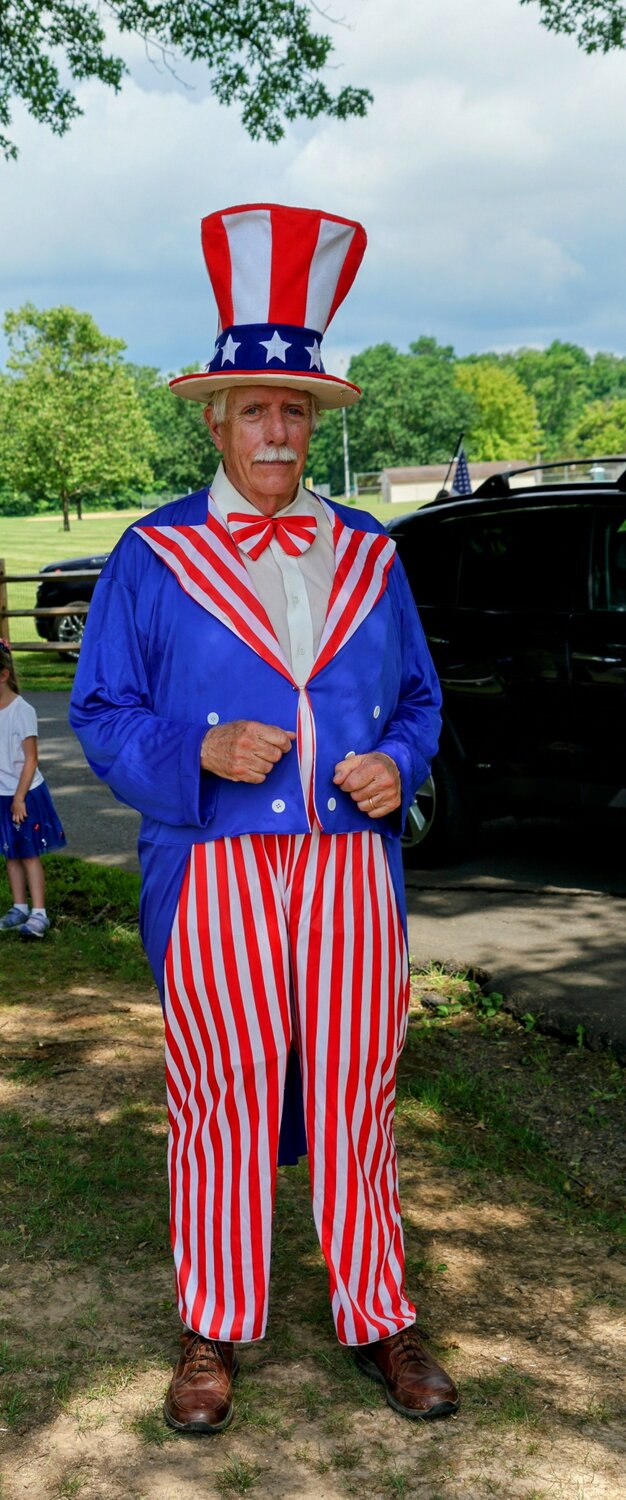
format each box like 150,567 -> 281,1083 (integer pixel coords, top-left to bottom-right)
11,735 -> 38,824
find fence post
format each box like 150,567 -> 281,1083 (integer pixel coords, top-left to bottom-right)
0,560 -> 9,643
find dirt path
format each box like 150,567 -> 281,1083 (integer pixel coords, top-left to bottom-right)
1,971 -> 625,1500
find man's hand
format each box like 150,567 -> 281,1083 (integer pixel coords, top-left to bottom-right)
333,751 -> 402,819
201,720 -> 296,783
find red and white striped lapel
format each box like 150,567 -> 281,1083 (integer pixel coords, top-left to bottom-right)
310,502 -> 396,679
135,494 -> 293,682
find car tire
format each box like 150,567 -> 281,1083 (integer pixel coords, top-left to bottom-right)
53,602 -> 88,661
402,751 -> 473,867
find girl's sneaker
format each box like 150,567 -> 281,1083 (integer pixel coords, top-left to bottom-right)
19,913 -> 50,940
0,906 -> 29,930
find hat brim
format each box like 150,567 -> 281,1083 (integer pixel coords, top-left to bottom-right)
169,369 -> 361,410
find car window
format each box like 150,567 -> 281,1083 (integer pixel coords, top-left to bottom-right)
591,512 -> 626,610
458,507 -> 587,612
393,517 -> 463,606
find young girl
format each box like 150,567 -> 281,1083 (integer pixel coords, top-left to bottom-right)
0,639 -> 66,939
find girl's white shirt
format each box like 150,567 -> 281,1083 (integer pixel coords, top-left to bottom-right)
0,695 -> 44,795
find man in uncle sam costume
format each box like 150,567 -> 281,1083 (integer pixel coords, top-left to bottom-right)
70,202 -> 459,1432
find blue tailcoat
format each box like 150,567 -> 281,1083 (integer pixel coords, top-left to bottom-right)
69,490 -> 442,1161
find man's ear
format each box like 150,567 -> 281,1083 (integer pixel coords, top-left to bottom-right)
203,406 -> 225,453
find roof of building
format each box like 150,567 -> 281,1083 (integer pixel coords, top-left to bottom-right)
381,462 -> 530,483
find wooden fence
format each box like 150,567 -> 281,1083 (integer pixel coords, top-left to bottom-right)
0,559 -> 102,653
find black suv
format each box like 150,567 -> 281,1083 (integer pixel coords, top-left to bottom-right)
35,555 -> 109,656
388,461 -> 626,863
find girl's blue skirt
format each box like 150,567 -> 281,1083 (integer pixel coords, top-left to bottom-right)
0,781 -> 67,859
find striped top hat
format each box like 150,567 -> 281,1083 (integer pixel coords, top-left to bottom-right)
169,202 -> 367,411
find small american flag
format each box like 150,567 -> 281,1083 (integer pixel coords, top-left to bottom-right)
451,448 -> 473,496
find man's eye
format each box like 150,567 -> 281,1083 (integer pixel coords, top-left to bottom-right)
287,407 -> 306,418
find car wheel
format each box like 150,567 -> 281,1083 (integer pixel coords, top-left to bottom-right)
402,751 -> 472,867
53,602 -> 87,661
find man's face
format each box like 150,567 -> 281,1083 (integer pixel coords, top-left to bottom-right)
206,385 -> 313,514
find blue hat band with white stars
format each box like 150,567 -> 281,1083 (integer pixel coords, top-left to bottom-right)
207,324 -> 325,376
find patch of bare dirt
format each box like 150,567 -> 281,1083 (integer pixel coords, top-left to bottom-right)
1,979 -> 625,1500
0,981 -> 164,1124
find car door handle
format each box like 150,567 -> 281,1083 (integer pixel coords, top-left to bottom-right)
572,652 -> 624,665
439,674 -> 496,686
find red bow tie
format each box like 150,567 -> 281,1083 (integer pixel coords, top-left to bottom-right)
228,512 -> 317,561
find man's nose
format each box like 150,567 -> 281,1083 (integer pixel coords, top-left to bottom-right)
265,407 -> 289,443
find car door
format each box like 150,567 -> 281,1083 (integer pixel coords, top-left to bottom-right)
569,503 -> 626,808
444,503 -> 588,808
389,512 -> 464,689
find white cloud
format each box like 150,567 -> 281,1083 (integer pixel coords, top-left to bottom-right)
2,0 -> 626,371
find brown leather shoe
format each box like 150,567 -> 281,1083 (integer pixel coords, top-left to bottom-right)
354,1325 -> 459,1420
163,1332 -> 239,1434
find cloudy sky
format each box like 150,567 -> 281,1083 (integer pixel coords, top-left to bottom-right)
2,0 -> 626,378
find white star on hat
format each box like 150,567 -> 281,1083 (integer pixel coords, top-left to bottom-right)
220,334 -> 241,366
259,329 -> 291,364
305,339 -> 322,370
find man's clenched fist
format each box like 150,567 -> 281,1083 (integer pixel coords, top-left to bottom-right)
201,720 -> 296,784
333,750 -> 401,819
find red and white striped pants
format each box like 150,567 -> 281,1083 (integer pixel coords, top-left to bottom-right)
163,829 -> 415,1346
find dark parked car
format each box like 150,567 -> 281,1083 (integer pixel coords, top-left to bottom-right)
388,460 -> 626,863
35,554 -> 109,657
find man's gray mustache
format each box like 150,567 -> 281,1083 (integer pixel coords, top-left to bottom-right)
253,445 -> 299,463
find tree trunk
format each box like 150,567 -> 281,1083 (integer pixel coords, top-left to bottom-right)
76,495 -> 83,520
62,492 -> 70,532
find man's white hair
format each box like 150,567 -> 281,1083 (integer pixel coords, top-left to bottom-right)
204,386 -> 320,440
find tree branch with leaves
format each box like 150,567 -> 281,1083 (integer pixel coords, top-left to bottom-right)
521,1 -> 626,53
0,0 -> 372,159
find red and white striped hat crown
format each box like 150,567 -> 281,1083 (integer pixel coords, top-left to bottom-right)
169,202 -> 367,410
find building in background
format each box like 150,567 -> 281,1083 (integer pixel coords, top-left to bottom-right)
379,462 -> 532,506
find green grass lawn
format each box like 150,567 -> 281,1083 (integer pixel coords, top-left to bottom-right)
0,509 -> 147,575
1,511 -> 146,654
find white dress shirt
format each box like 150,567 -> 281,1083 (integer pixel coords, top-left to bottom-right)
210,462 -> 335,687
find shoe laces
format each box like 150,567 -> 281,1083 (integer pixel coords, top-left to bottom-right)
389,1327 -> 430,1374
183,1334 -> 226,1375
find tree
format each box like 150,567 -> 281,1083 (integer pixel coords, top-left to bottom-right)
522,1 -> 626,52
129,364 -> 216,497
351,337 -> 475,471
307,339 -> 474,495
0,1 -> 371,161
302,405 -> 344,495
588,351 -> 626,402
564,397 -> 626,456
455,360 -> 540,461
496,342 -> 591,459
1,304 -> 154,529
